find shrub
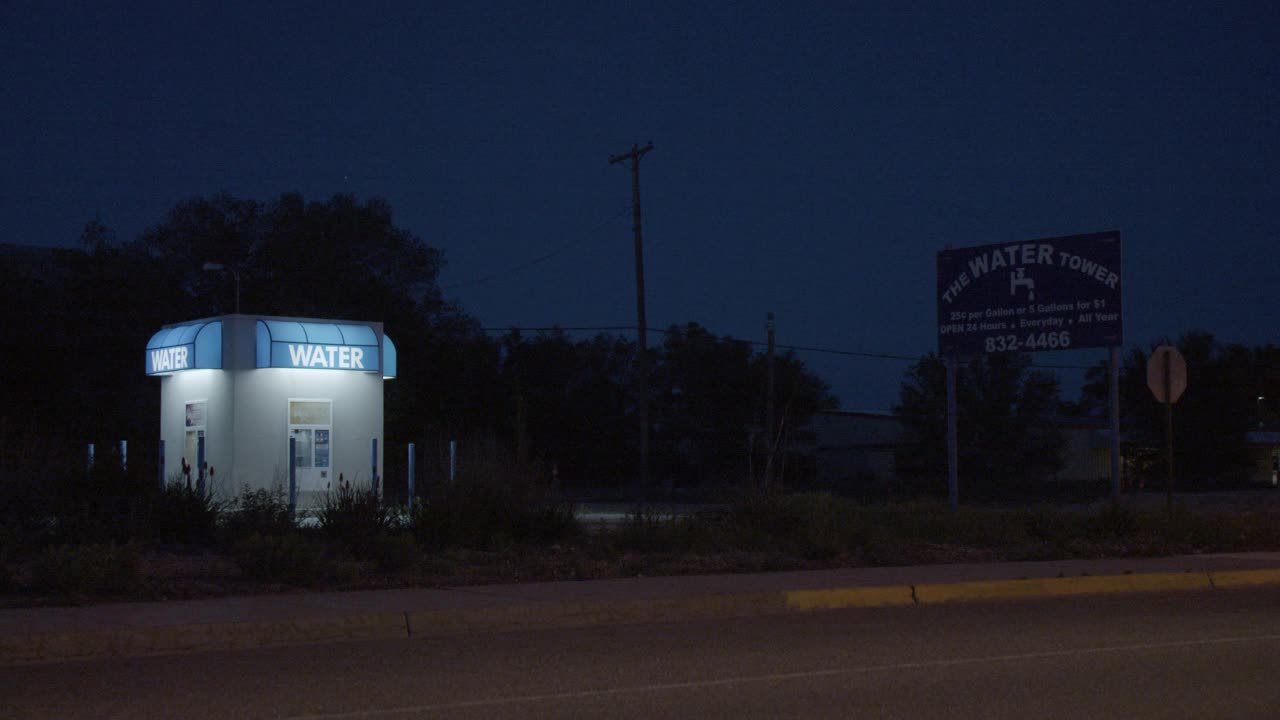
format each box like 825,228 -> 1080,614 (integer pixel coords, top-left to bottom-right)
233,533 -> 326,587
317,475 -> 394,558
787,493 -> 860,559
415,480 -> 518,550
726,491 -> 801,551
1149,506 -> 1236,552
223,485 -> 294,539
517,503 -> 584,545
0,472 -> 54,555
412,479 -> 580,550
149,481 -> 222,546
1091,503 -> 1140,541
614,508 -> 681,553
51,462 -> 155,545
31,543 -> 141,598
368,532 -> 421,573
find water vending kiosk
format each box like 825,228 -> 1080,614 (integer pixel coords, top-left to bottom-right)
145,314 -> 396,507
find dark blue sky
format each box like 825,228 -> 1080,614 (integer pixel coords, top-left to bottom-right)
3,1 -> 1276,411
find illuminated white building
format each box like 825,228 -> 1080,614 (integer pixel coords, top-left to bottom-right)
145,314 -> 395,506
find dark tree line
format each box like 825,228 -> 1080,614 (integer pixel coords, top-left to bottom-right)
1,192 -> 837,497
1074,332 -> 1280,489
893,333 -> 1279,499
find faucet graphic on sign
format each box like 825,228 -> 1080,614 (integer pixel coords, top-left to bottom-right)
1010,268 -> 1035,301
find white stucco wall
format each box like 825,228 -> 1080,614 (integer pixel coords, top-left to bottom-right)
232,367 -> 383,505
158,368 -> 234,494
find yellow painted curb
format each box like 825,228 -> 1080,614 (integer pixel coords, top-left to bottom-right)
1209,569 -> 1280,589
915,571 -> 1211,604
786,586 -> 915,610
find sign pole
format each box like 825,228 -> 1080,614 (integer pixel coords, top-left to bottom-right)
407,443 -> 416,514
1109,346 -> 1121,501
946,354 -> 959,511
1146,344 -> 1185,512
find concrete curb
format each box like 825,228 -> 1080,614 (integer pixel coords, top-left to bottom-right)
4,568 -> 1280,667
0,611 -> 408,667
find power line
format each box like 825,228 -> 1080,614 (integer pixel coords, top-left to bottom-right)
474,324 -> 1099,370
479,326 -> 637,334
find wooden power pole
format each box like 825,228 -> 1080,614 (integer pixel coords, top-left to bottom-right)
610,142 -> 654,497
764,312 -> 776,490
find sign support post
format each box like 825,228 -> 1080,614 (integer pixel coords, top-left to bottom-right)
1109,346 -> 1121,501
946,354 -> 959,511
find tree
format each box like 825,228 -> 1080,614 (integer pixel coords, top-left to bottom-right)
496,329 -> 635,488
137,193 -> 496,477
652,323 -> 837,492
895,352 -> 1063,500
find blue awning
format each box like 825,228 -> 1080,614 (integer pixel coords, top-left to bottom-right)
382,334 -> 397,379
145,320 -> 222,375
256,320 -> 389,375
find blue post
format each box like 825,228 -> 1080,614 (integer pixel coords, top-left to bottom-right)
288,437 -> 297,518
158,440 -> 165,490
197,434 -> 206,496
371,438 -> 379,494
120,440 -> 127,471
407,443 -> 416,513
87,443 -> 95,472
449,440 -> 457,485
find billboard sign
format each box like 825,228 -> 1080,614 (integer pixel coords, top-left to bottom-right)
937,231 -> 1122,354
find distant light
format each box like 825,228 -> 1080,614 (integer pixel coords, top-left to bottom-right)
202,262 -> 225,271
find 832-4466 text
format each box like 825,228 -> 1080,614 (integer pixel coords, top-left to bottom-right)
985,331 -> 1071,352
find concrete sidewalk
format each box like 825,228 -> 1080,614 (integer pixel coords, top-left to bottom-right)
4,552 -> 1280,667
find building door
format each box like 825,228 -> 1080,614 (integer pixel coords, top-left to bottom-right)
184,400 -> 207,483
289,399 -> 332,491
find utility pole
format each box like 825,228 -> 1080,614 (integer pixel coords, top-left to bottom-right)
764,312 -> 776,490
610,141 -> 654,498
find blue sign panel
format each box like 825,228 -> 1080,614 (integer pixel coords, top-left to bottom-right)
937,231 -> 1122,354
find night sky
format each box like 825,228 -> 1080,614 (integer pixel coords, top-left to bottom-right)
3,1 -> 1276,411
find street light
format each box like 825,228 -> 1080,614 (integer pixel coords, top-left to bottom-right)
1259,395 -> 1266,429
202,262 -> 240,314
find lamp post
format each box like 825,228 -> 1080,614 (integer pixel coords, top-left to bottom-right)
202,262 -> 240,314
1259,395 -> 1266,429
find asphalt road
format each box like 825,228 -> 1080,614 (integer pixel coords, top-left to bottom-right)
4,588 -> 1280,719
